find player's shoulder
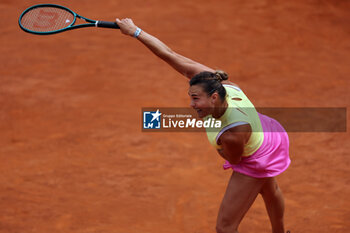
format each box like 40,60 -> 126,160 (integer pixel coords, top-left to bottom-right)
221,81 -> 241,90
217,124 -> 252,146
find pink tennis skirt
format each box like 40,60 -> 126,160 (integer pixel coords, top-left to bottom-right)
223,113 -> 291,178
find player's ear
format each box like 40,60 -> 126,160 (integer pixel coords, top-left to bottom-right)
210,92 -> 219,104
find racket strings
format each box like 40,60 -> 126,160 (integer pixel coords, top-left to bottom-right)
20,7 -> 74,32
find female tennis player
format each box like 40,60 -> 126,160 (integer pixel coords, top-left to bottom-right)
116,18 -> 291,233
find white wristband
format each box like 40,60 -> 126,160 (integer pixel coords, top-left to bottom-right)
133,27 -> 142,38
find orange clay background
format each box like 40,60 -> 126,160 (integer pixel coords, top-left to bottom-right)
1,0 -> 349,232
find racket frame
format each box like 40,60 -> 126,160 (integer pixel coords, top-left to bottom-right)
19,4 -> 113,35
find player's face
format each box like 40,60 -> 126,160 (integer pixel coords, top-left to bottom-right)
188,84 -> 216,118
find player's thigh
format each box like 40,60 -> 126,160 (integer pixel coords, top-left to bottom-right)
217,172 -> 267,227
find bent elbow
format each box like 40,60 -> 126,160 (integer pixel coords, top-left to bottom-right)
225,151 -> 243,165
227,157 -> 241,165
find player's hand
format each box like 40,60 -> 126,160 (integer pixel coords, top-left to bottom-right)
116,18 -> 138,37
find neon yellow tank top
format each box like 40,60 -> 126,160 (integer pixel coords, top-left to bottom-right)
205,84 -> 264,157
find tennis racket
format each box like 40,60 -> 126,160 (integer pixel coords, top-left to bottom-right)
19,4 -> 120,35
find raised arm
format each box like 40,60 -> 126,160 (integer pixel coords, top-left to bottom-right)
116,18 -> 214,79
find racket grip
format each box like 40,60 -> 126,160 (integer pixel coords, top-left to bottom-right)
96,21 -> 120,29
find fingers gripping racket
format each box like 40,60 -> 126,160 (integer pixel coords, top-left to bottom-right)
19,4 -> 119,35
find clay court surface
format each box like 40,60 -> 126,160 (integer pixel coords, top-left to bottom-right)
1,0 -> 349,232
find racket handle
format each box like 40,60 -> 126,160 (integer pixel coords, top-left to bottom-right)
96,21 -> 120,29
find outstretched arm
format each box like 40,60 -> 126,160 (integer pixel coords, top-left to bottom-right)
116,18 -> 214,79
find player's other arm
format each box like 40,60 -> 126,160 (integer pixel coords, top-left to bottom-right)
217,124 -> 252,165
116,18 -> 214,79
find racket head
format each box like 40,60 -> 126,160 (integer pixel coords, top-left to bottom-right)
19,4 -> 77,35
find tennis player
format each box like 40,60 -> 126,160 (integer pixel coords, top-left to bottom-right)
116,18 -> 291,233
